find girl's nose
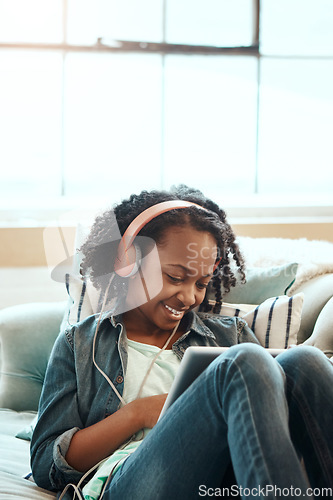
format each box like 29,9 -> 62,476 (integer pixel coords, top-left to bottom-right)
176,284 -> 196,307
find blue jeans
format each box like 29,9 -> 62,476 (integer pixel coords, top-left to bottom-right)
104,344 -> 333,499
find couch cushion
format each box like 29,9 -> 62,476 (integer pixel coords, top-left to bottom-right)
0,409 -> 36,476
0,410 -> 57,499
0,302 -> 66,411
208,262 -> 298,305
0,472 -> 56,500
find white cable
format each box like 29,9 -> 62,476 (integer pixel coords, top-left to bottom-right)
92,274 -> 127,406
58,482 -> 84,500
136,320 -> 180,400
92,273 -> 181,406
95,324 -> 180,500
64,272 -> 181,500
58,456 -> 110,500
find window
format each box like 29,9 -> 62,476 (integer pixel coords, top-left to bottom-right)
259,0 -> 333,197
0,0 -> 332,207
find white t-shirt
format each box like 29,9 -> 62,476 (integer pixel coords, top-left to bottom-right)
82,339 -> 180,500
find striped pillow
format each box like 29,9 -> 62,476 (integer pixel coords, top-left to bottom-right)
219,293 -> 304,348
62,275 -> 303,349
62,274 -> 100,328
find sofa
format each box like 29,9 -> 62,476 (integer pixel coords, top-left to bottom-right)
1,235 -> 333,499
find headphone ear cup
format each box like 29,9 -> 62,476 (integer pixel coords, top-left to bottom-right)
126,243 -> 142,277
114,243 -> 142,278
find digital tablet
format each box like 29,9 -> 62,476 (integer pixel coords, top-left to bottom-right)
159,345 -> 286,420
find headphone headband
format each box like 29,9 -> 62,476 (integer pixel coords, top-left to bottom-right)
122,200 -> 203,251
114,200 -> 205,277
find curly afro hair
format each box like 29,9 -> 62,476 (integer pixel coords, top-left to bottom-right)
79,184 -> 245,314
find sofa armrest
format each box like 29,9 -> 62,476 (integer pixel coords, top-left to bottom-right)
0,302 -> 66,411
293,274 -> 333,343
303,296 -> 333,358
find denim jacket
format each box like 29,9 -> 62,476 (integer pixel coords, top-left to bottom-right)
30,310 -> 259,492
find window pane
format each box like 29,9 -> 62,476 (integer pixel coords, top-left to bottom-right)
166,0 -> 253,46
0,0 -> 63,43
258,59 -> 333,195
67,0 -> 163,45
261,0 -> 333,56
0,51 -> 63,199
163,56 -> 258,198
64,53 -> 162,199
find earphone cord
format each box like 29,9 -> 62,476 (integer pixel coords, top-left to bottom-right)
93,273 -> 181,406
93,311 -> 180,500
136,320 -> 180,400
61,274 -> 181,500
92,274 -> 126,406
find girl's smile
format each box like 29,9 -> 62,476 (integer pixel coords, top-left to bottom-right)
163,303 -> 186,318
123,226 -> 217,347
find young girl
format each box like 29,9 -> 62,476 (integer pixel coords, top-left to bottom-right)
31,185 -> 333,499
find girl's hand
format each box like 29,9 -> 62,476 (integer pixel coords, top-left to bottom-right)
135,394 -> 168,429
65,394 -> 167,473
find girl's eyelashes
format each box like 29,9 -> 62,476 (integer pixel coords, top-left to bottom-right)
166,273 -> 210,290
196,282 -> 209,290
166,274 -> 184,283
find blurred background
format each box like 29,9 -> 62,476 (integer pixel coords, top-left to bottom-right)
0,0 -> 332,305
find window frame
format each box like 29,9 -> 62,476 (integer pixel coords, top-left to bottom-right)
0,0 -> 260,196
0,0 -> 332,221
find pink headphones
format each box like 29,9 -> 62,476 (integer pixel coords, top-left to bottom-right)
114,200 -> 207,278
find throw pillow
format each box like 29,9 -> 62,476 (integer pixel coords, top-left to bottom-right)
63,263 -> 298,328
61,273 -> 101,329
207,262 -> 298,305
15,414 -> 38,441
218,293 -> 304,349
